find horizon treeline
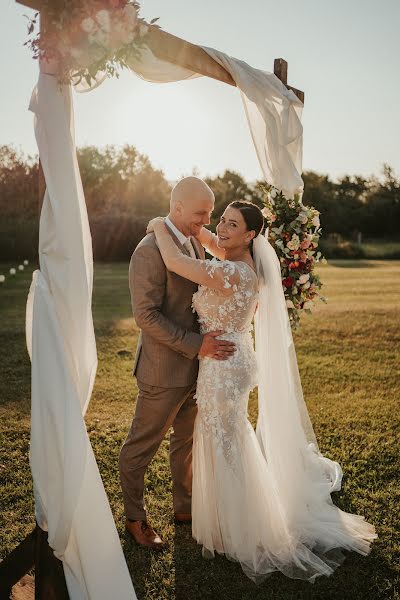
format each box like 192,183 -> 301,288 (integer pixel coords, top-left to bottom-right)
1,143 -> 399,261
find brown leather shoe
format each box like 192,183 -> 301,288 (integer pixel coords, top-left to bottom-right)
174,512 -> 192,524
125,520 -> 165,551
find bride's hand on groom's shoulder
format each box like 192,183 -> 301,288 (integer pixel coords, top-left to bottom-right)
146,217 -> 165,234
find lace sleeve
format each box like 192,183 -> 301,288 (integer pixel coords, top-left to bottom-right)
154,222 -> 239,294
196,227 -> 225,260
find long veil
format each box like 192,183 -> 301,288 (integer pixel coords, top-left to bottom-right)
252,232 -> 376,580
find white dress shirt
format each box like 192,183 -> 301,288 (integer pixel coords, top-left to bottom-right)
165,216 -> 197,259
165,216 -> 189,245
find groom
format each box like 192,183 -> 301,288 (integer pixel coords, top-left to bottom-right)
119,177 -> 236,550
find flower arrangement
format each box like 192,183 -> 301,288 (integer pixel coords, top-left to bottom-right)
260,184 -> 327,329
25,1 -> 157,87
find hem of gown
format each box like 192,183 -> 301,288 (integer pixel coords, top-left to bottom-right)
194,528 -> 376,585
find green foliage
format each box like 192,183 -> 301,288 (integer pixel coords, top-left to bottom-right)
319,238 -> 366,259
77,145 -> 170,219
0,145 -> 38,219
1,261 -> 399,599
302,165 -> 400,238
0,144 -> 170,261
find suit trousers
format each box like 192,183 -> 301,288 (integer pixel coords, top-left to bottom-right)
119,378 -> 198,521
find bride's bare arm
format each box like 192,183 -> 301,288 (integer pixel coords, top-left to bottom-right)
196,227 -> 226,260
152,220 -> 239,293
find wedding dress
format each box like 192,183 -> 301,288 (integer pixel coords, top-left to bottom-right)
153,223 -> 376,583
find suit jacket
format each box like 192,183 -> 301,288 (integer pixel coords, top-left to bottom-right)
129,230 -> 205,388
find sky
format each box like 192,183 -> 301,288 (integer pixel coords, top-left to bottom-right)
1,0 -> 400,183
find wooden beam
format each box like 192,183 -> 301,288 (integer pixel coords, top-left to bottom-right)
146,27 -> 235,87
274,58 -> 304,103
16,0 -> 38,8
16,0 -> 304,102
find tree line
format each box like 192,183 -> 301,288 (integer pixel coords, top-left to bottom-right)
1,143 -> 399,261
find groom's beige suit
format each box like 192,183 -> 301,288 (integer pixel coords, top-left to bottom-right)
119,224 -> 205,521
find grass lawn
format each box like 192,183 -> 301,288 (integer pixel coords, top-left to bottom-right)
0,259 -> 399,599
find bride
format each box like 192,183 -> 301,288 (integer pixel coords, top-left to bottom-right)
148,200 -> 376,583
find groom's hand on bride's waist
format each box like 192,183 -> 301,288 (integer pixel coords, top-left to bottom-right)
198,331 -> 236,360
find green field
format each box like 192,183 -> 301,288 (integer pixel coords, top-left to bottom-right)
0,260 -> 399,599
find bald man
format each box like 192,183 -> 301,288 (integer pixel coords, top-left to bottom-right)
119,177 -> 235,550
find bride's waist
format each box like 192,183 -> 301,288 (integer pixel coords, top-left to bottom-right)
200,328 -> 253,341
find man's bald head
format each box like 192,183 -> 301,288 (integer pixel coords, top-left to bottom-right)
169,176 -> 215,238
170,176 -> 214,209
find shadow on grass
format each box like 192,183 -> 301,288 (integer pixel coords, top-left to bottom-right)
327,260 -> 379,269
172,525 -> 395,600
122,532 -> 154,598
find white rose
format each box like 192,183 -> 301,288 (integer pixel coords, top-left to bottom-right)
303,301 -> 314,310
23,260 -> 29,266
112,22 -> 135,46
298,273 -> 310,284
122,4 -> 138,26
302,281 -> 311,289
298,212 -> 308,224
286,299 -> 295,309
312,215 -> 320,227
10,268 -> 16,275
287,234 -> 300,251
0,275 -> 5,283
270,188 -> 278,199
18,265 -> 24,271
96,10 -> 111,32
81,17 -> 95,33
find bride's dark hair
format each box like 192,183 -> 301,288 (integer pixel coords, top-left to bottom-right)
228,200 -> 264,241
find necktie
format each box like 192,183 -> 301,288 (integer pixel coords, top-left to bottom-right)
183,239 -> 196,259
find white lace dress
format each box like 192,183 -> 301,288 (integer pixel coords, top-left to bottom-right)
190,258 -> 375,583
152,224 -> 376,583
191,259 -> 284,578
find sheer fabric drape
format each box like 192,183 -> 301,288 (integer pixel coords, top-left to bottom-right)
27,73 -> 136,599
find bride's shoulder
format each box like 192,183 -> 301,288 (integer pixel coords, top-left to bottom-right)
236,260 -> 257,277
205,258 -> 256,280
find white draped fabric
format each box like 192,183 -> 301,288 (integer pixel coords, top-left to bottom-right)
96,45 -> 304,199
26,73 -> 136,600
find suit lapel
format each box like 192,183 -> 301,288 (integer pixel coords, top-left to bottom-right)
191,237 -> 205,260
165,226 -> 191,257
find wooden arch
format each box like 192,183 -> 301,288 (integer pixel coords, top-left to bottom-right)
0,3 -> 305,598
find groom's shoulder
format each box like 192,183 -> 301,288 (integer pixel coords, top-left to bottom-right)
135,232 -> 158,253
131,233 -> 162,264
